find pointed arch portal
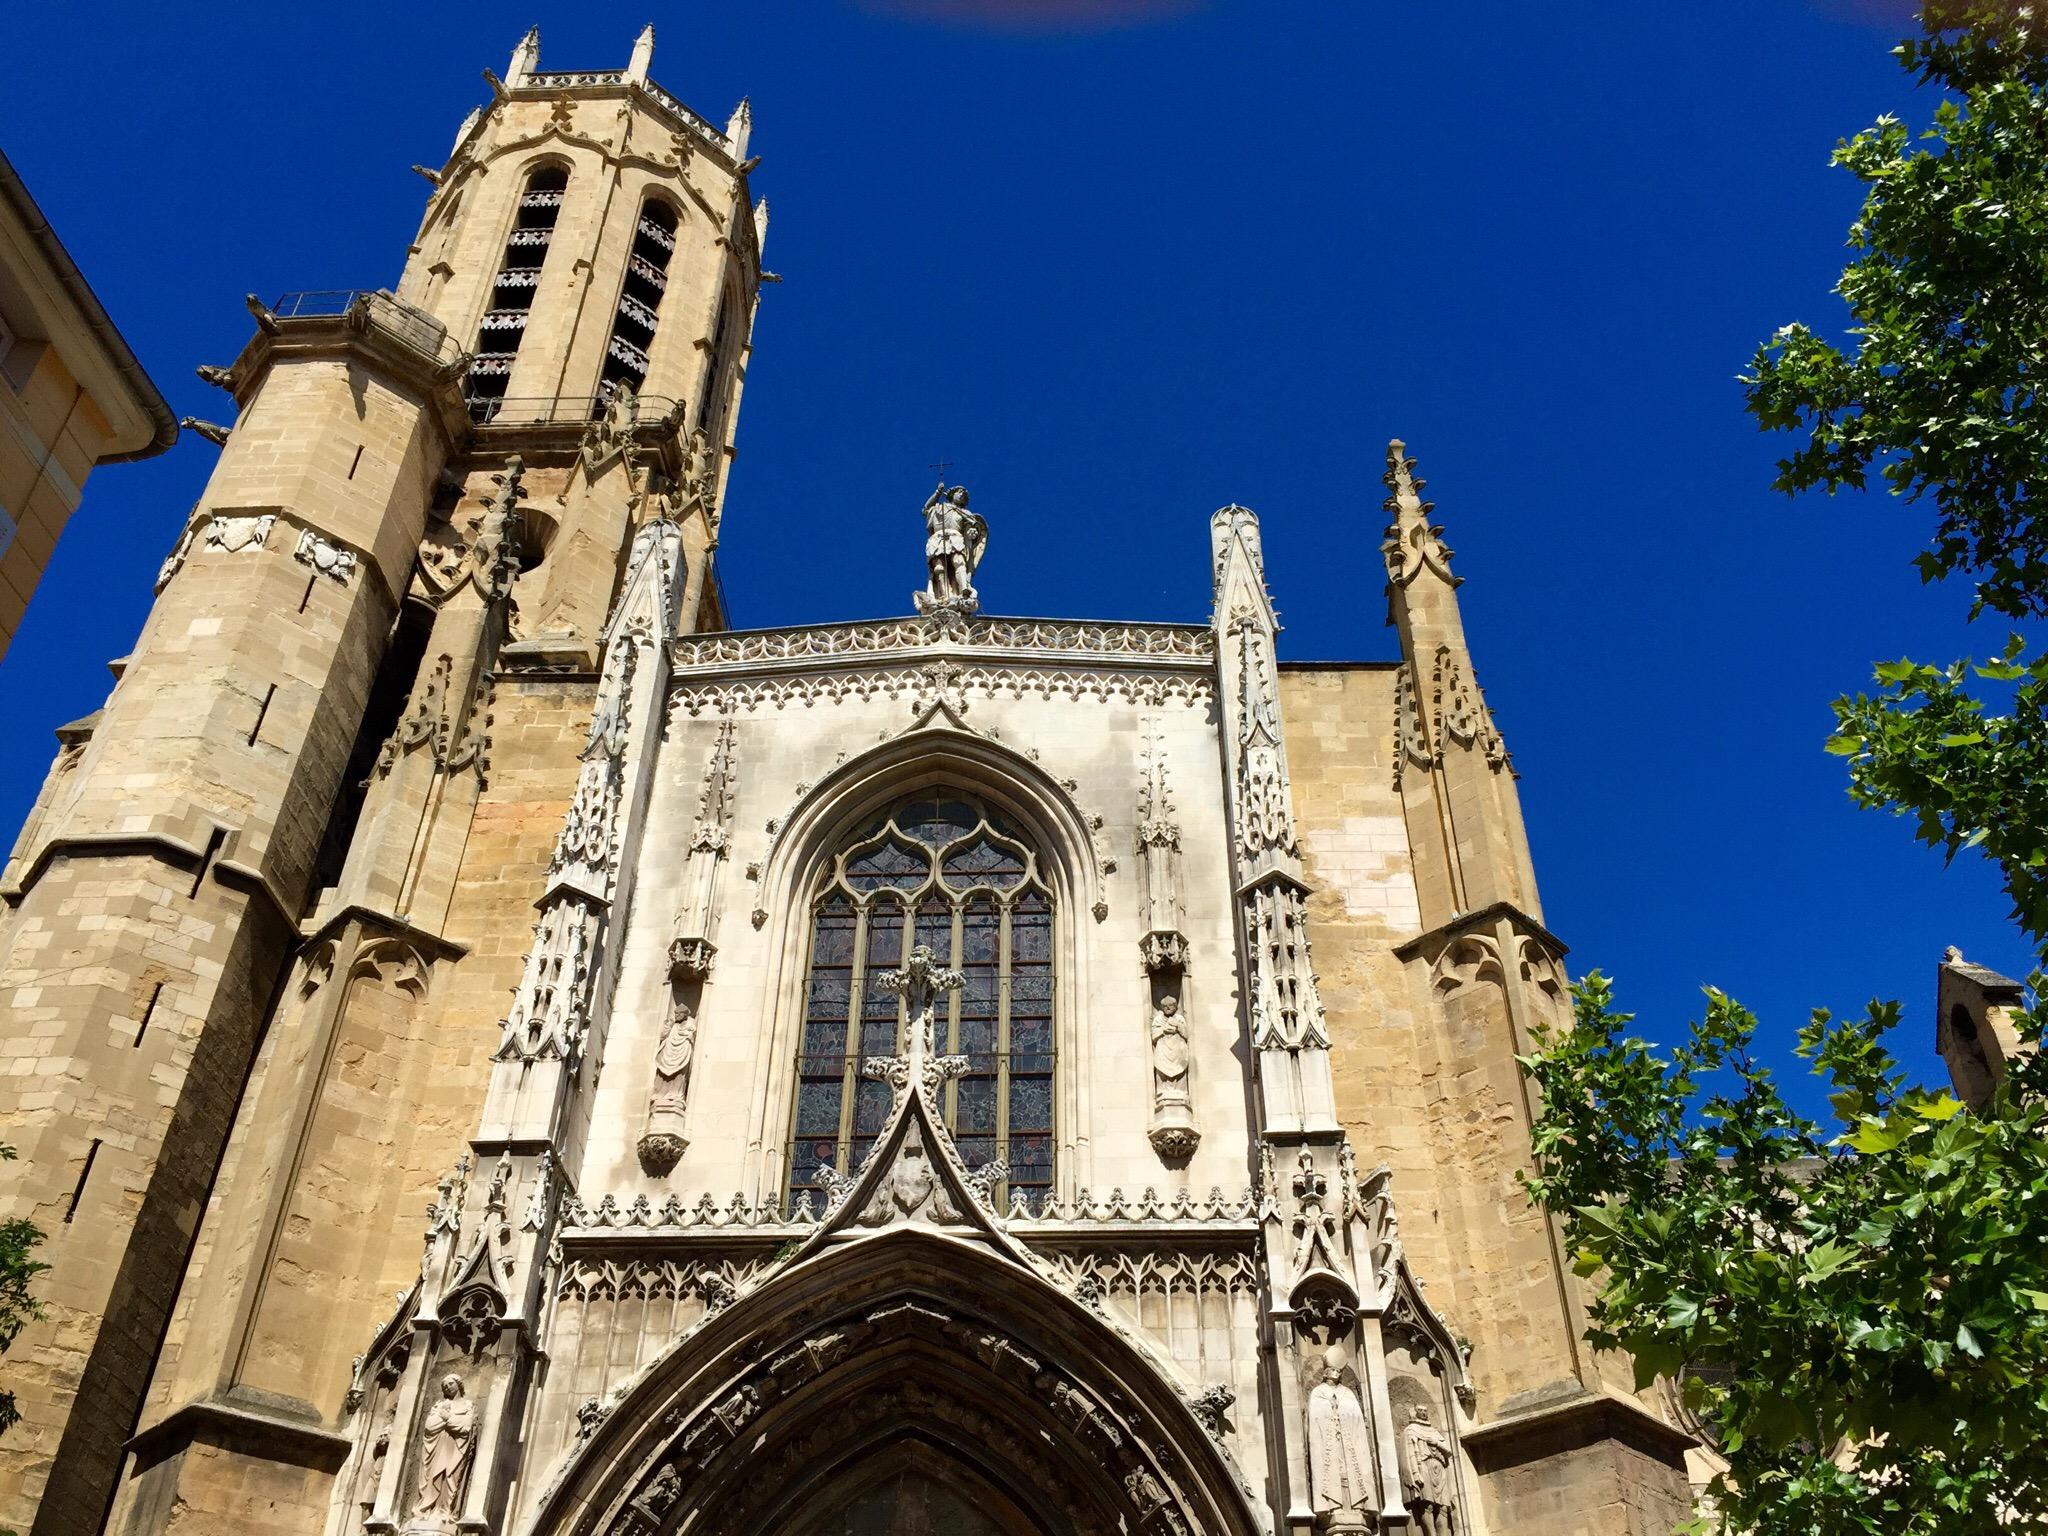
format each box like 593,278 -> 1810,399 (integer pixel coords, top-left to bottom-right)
524,1229 -> 1264,1536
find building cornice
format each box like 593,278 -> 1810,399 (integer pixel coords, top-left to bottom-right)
0,147 -> 177,461
123,1395 -> 351,1476
1460,1387 -> 1695,1470
1393,899 -> 1568,963
222,292 -> 472,447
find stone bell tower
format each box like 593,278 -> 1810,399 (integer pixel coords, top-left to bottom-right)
0,28 -> 761,1536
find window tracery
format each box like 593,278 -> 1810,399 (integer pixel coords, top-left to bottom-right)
787,789 -> 1054,1210
467,162 -> 567,421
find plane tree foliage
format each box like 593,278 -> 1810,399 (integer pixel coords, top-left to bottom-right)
1522,7 -> 2048,1531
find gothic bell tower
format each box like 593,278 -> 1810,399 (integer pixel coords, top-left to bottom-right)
0,29 -> 760,1536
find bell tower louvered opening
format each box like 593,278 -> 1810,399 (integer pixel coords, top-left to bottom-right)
467,163 -> 568,422
596,198 -> 677,410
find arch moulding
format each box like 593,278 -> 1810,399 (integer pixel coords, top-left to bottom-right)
518,1227 -> 1266,1536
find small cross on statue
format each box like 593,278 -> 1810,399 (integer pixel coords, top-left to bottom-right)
864,944 -> 969,1095
927,459 -> 955,480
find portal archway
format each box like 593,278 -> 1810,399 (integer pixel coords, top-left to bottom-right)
523,1227 -> 1263,1536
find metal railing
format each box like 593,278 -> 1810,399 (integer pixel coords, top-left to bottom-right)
465,392 -> 683,428
270,290 -> 460,367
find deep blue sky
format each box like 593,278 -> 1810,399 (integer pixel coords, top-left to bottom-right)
1,0 -> 2023,1110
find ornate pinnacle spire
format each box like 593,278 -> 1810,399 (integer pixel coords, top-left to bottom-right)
726,97 -> 754,160
508,26 -> 540,86
1380,438 -> 1457,589
627,23 -> 655,83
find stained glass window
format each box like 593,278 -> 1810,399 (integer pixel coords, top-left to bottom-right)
786,789 -> 1055,1211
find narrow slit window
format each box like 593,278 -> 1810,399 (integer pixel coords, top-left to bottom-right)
595,199 -> 677,411
466,164 -> 568,422
65,1139 -> 101,1223
699,287 -> 739,446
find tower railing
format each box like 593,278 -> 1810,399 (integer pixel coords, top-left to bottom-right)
270,290 -> 462,369
465,393 -> 682,427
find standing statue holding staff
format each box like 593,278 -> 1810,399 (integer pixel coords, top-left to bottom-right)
915,482 -> 988,619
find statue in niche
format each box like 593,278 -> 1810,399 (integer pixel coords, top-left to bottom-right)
1151,994 -> 1190,1109
1400,1404 -> 1457,1536
651,998 -> 697,1115
915,483 -> 987,618
411,1374 -> 478,1525
1305,1358 -> 1376,1530
637,997 -> 697,1176
1148,993 -> 1200,1159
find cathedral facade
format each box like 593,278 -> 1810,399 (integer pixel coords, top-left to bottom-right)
0,31 -> 1696,1536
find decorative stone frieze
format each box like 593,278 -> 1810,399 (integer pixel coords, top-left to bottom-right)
671,664 -> 1213,715
673,615 -> 1213,667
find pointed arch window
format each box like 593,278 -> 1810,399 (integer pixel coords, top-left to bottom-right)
596,197 -> 677,408
787,790 -> 1055,1212
467,163 -> 567,422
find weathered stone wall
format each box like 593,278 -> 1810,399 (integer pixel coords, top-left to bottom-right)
105,673 -> 592,1536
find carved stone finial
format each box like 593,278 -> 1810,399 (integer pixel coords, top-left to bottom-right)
473,456 -> 526,602
867,946 -> 968,1095
507,24 -> 540,85
1381,438 -> 1457,590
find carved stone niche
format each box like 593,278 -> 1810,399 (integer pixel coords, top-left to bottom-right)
1386,1355 -> 1466,1536
1140,930 -> 1190,976
667,936 -> 716,982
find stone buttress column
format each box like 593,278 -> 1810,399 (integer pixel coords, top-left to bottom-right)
1378,441 -> 1693,1529
325,512 -> 686,1536
0,291 -> 468,1536
1212,506 -> 1470,1536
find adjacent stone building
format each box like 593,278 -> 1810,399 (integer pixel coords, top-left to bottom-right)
0,30 -> 1698,1536
0,147 -> 179,656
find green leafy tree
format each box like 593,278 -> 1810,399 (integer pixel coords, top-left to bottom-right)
1521,5 -> 2048,1532
0,1144 -> 46,1439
